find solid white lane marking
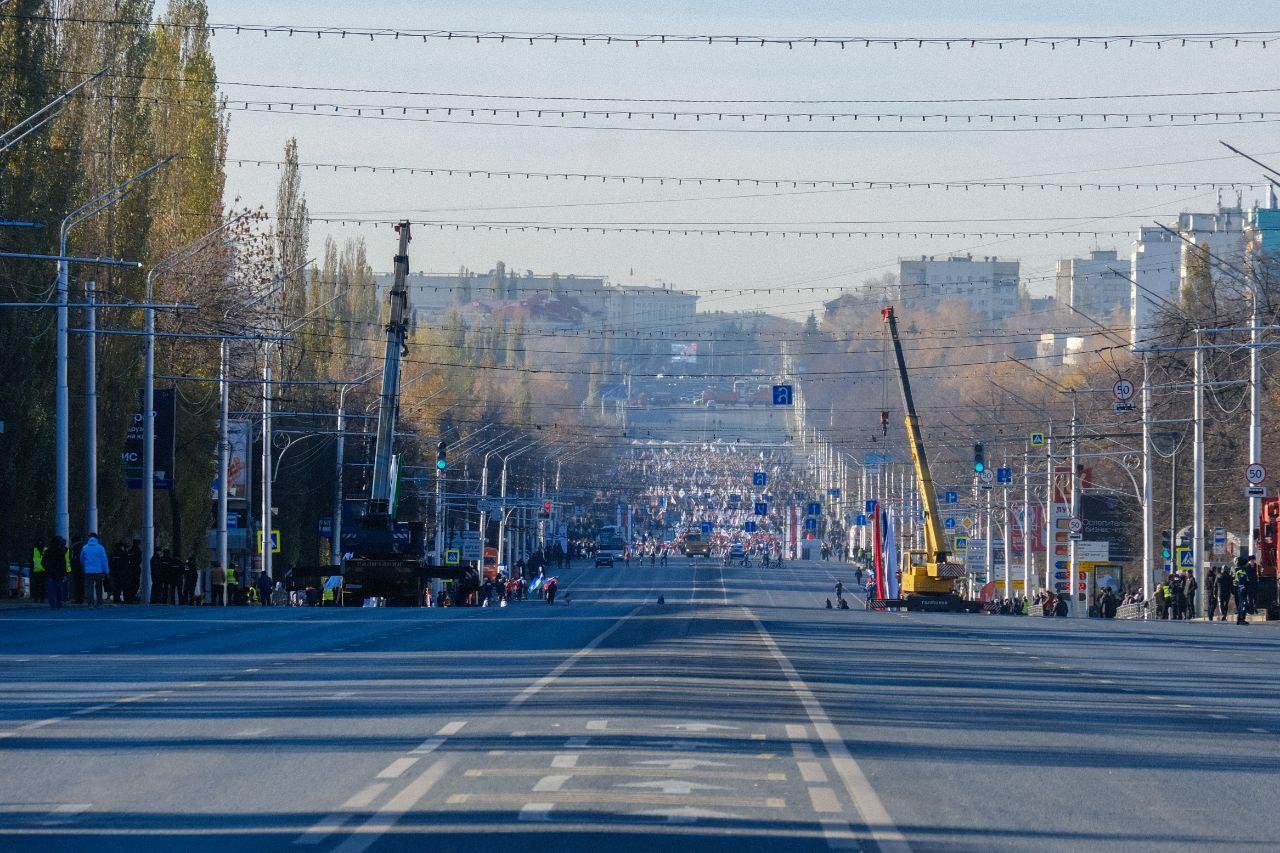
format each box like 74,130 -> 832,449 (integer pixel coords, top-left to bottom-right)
586,719 -> 609,731
410,737 -> 444,755
332,758 -> 455,853
808,787 -> 842,813
20,717 -> 67,731
633,805 -> 742,824
751,611 -> 911,853
658,722 -> 739,732
436,720 -> 467,736
518,802 -> 554,822
798,760 -> 829,783
505,605 -> 643,709
376,757 -> 421,779
551,754 -> 580,769
533,774 -> 571,792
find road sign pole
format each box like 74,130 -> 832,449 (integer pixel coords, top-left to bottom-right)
1002,453 -> 1011,600
1249,273 -> 1262,564
1045,428 -> 1054,603
1069,405 -> 1081,618
1022,444 -> 1031,596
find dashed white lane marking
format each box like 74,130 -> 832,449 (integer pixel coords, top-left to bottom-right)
533,774 -> 571,792
751,611 -> 910,853
586,719 -> 609,731
436,720 -> 467,736
376,757 -> 421,779
565,736 -> 591,748
332,758 -> 455,853
409,737 -> 444,756
808,787 -> 842,813
243,667 -> 260,673
293,814 -> 352,845
799,760 -> 829,783
518,802 -> 554,822
234,728 -> 268,738
551,754 -> 580,769
343,783 -> 391,810
1247,727 -> 1267,734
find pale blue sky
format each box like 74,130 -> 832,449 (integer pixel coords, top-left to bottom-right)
208,1 -> 1280,318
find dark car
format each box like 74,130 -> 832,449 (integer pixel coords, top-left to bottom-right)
594,554 -> 614,569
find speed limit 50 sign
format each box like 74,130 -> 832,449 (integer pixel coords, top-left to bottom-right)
1246,463 -> 1266,485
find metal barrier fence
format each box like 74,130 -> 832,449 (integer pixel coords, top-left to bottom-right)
1115,602 -> 1150,620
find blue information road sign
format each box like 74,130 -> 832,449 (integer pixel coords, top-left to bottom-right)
804,517 -> 817,531
701,521 -> 713,534
855,514 -> 867,527
772,384 -> 793,406
743,521 -> 758,533
997,467 -> 1013,484
944,491 -> 958,504
754,502 -> 768,516
865,500 -> 876,514
806,501 -> 822,517
752,472 -> 767,486
944,517 -> 956,530
827,487 -> 841,498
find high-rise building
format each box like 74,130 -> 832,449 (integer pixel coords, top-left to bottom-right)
1130,201 -> 1245,349
1055,250 -> 1128,321
897,255 -> 1021,322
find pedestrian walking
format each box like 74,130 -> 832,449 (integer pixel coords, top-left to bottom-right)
45,535 -> 67,610
545,577 -> 558,604
80,533 -> 109,608
1217,563 -> 1236,621
1206,567 -> 1219,620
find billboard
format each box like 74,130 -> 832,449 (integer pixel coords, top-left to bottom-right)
124,388 -> 176,489
212,420 -> 252,501
670,342 -> 698,363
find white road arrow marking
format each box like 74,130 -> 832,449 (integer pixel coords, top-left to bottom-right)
632,806 -> 743,824
632,758 -> 732,770
617,780 -> 728,795
657,722 -> 740,733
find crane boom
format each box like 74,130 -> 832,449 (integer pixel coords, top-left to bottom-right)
368,221 -> 412,517
882,306 -> 965,604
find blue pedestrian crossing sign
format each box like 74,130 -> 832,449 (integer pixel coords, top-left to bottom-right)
944,491 -> 958,504
257,529 -> 281,554
804,517 -> 817,531
944,517 -> 957,530
855,514 -> 867,527
743,521 -> 758,533
772,384 -> 794,406
752,471 -> 767,487
444,549 -> 460,565
954,536 -> 968,551
806,501 -> 822,517
1176,546 -> 1195,569
700,521 -> 713,534
1030,432 -> 1045,447
754,501 -> 768,516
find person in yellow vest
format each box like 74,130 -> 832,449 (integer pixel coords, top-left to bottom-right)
226,563 -> 239,605
31,542 -> 45,602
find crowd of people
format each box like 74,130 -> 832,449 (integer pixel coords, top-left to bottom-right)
28,534 -> 215,609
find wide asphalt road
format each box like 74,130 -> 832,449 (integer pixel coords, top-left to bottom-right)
1,556 -> 1277,852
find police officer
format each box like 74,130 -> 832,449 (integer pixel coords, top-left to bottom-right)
1235,562 -> 1251,625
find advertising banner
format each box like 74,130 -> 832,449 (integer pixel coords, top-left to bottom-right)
125,388 -> 176,489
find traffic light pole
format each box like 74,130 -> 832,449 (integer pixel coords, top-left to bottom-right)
1141,350 -> 1154,602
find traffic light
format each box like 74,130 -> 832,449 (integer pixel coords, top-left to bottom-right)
1160,529 -> 1172,561
435,440 -> 447,471
973,443 -> 986,474
540,501 -> 552,519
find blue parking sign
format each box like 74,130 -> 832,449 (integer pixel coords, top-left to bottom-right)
754,502 -> 768,516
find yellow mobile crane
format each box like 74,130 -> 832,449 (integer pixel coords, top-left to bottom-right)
881,306 -> 973,612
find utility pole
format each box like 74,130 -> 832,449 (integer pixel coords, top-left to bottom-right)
1002,452 -> 1011,599
261,347 -> 273,583
1141,350 -> 1154,602
217,338 -> 230,607
1192,329 -> 1205,617
1068,402 -> 1081,618
84,280 -> 98,533
1022,444 -> 1031,595
1045,430 -> 1055,607
1249,282 -> 1262,557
